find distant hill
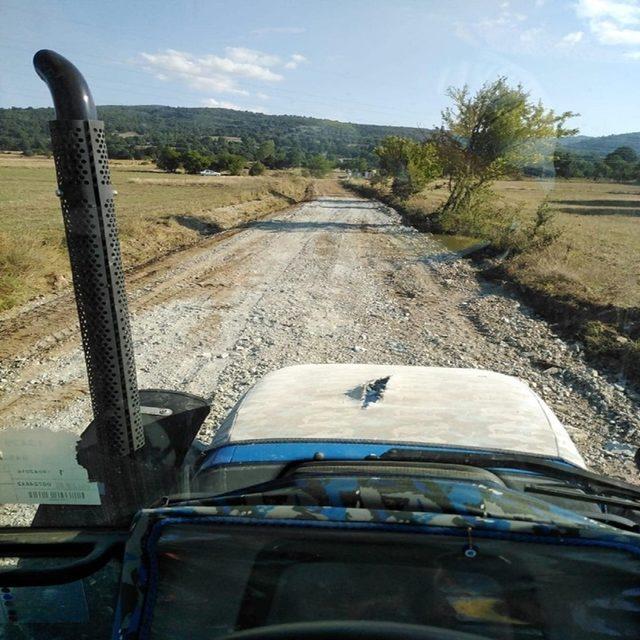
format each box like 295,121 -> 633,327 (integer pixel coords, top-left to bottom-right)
3,104 -> 637,161
0,105 -> 427,160
558,132 -> 640,156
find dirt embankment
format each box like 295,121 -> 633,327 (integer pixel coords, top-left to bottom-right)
0,197 -> 638,487
343,180 -> 640,389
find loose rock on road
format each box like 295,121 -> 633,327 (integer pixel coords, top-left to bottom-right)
0,196 -> 638,482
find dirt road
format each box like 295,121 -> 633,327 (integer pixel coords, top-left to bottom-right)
0,197 -> 638,482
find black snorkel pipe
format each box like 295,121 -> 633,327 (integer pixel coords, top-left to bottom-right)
34,50 -> 210,525
34,49 -> 98,120
34,49 -> 145,460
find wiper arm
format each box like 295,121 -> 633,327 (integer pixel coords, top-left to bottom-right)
525,484 -> 640,510
525,485 -> 640,533
383,448 -> 640,501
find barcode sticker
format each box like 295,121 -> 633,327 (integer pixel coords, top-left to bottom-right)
27,491 -> 85,501
0,429 -> 101,505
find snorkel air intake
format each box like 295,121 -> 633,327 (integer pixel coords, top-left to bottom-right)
34,50 -> 209,524
34,50 -> 144,458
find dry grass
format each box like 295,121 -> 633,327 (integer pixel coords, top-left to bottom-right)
0,155 -> 324,311
365,177 -> 640,310
493,180 -> 640,310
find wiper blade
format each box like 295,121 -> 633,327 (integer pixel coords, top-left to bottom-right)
525,484 -> 640,511
382,448 -> 640,501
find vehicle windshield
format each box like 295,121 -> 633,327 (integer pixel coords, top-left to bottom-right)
0,0 -> 638,536
145,522 -> 640,639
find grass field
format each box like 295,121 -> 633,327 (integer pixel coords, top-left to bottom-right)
347,176 -> 640,381
2,153 -> 638,332
391,178 -> 640,311
0,154 -> 340,311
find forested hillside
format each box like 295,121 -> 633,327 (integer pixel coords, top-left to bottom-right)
0,105 -> 426,162
558,132 -> 640,155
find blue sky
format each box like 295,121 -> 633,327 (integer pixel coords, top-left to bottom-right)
2,0 -> 640,135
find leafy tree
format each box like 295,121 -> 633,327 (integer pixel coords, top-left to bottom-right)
226,154 -> 246,175
156,146 -> 181,172
602,146 -> 637,181
286,147 -> 305,167
249,161 -> 266,176
375,136 -> 440,197
592,160 -> 611,181
553,150 -> 578,179
257,139 -> 276,165
605,154 -> 632,182
181,150 -> 210,174
606,146 -> 637,164
435,78 -> 577,215
341,157 -> 369,173
306,154 -> 334,177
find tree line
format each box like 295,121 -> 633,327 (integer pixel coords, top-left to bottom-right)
0,104 -> 422,164
546,146 -> 640,181
155,142 -> 334,177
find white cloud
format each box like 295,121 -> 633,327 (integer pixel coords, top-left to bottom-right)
591,20 -> 640,43
575,0 -> 640,54
202,98 -> 267,113
456,7 -> 547,55
202,97 -> 243,109
138,46 -> 308,107
576,0 -> 640,25
225,47 -> 281,68
251,26 -> 306,35
284,53 -> 307,70
558,30 -> 584,46
139,49 -> 282,95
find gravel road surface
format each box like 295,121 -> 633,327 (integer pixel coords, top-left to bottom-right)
1,196 -> 638,484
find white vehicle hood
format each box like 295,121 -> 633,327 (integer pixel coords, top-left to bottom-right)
215,364 -> 586,468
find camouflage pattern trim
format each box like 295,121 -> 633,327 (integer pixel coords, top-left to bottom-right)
113,500 -> 640,639
198,476 -> 609,527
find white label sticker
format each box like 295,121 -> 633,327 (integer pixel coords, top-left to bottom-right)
0,429 -> 101,505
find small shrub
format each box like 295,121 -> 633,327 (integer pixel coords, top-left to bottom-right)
493,201 -> 561,255
249,161 -> 266,176
439,190 -> 561,257
303,183 -> 317,201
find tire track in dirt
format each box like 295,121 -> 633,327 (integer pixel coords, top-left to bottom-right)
0,197 -> 638,484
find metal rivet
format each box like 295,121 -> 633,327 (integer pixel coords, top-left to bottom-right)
313,452 -> 325,461
55,188 -> 63,197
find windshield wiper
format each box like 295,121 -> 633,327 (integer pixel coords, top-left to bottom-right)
524,484 -> 640,532
381,448 -> 640,501
524,484 -> 640,511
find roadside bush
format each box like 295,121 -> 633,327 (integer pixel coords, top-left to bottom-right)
492,201 -> 562,255
0,232 -> 65,311
375,137 -> 441,198
249,161 -> 266,176
303,183 -> 317,201
306,154 -> 333,178
226,154 -> 246,175
438,188 -> 561,257
582,321 -> 640,381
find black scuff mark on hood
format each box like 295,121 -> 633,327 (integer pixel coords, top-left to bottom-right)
346,376 -> 390,408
